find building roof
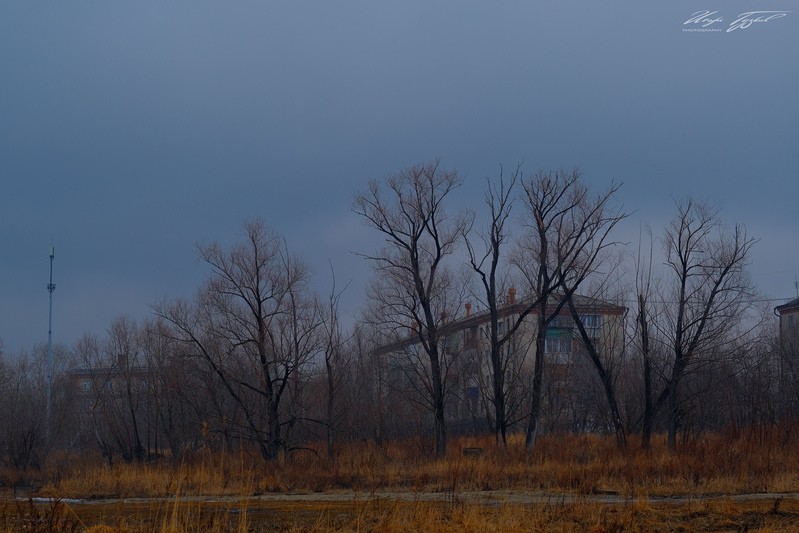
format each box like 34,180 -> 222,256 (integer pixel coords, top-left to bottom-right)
374,292 -> 625,355
776,298 -> 799,314
67,365 -> 149,378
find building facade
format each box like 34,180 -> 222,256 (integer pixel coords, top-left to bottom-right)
776,298 -> 799,349
375,289 -> 626,436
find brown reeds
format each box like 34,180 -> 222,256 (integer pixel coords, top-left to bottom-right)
7,430 -> 799,499
3,427 -> 799,531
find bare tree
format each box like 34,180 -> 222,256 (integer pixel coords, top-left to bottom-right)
320,264 -> 352,458
653,199 -> 757,450
70,323 -> 146,465
106,316 -> 147,462
139,317 -> 203,460
630,224 -> 667,448
566,291 -> 628,447
73,333 -> 117,464
344,321 -> 394,445
462,165 -> 520,447
515,170 -> 625,450
354,160 -> 469,457
156,220 -> 323,460
0,351 -> 47,469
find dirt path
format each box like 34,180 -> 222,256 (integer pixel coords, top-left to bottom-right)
7,490 -> 799,531
23,489 -> 799,506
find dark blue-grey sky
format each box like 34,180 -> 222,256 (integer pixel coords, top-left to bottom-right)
2,1 -> 797,354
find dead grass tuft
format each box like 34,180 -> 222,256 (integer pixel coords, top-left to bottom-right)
5,427 -> 799,530
8,428 -> 799,501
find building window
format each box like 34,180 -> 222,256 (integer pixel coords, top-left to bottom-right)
789,314 -> 796,329
580,314 -> 602,329
80,380 -> 91,392
545,335 -> 572,353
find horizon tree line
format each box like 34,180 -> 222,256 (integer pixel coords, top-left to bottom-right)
0,160 -> 788,467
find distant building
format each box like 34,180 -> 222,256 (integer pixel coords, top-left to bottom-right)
66,353 -> 149,415
775,298 -> 799,348
66,355 -> 153,462
374,289 -> 626,435
774,298 -> 799,420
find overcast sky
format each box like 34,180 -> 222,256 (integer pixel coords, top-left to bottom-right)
2,1 -> 797,355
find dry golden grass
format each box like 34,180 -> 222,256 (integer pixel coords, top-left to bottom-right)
298,497 -> 799,533
4,427 -> 799,530
7,496 -> 799,532
10,429 -> 799,499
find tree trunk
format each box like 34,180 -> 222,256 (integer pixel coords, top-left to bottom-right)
430,347 -> 447,457
326,356 -> 335,459
266,397 -> 282,460
493,357 -> 507,447
568,298 -> 626,448
638,293 -> 654,449
525,314 -> 547,450
667,374 -> 680,451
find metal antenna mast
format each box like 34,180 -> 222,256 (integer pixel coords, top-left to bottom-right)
47,245 -> 56,439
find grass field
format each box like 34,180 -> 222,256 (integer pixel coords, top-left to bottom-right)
3,428 -> 799,531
